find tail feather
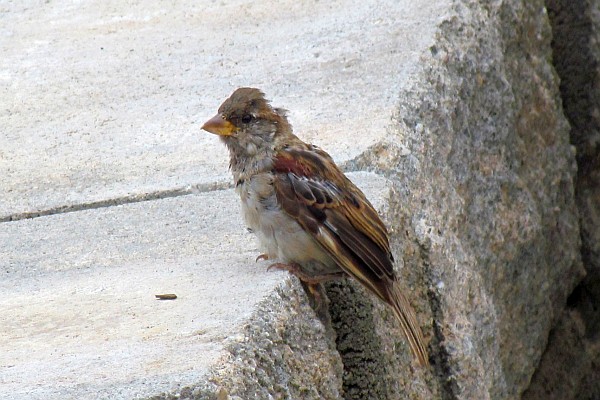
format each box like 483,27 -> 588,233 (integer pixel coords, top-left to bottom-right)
387,283 -> 429,367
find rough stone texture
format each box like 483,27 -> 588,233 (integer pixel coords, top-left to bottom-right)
349,0 -> 583,398
522,309 -> 600,400
325,252 -> 436,399
546,0 -> 600,161
523,0 -> 600,398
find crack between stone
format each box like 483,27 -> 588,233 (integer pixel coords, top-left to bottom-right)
418,238 -> 460,400
1,165 -> 365,224
0,181 -> 233,223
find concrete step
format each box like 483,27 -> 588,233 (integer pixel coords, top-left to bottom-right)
0,172 -> 390,399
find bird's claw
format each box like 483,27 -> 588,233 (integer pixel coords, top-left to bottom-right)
255,253 -> 269,262
266,262 -> 303,276
267,262 -> 346,284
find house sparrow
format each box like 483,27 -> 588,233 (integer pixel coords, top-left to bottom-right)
202,87 -> 429,366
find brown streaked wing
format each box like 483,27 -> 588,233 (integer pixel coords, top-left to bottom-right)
273,150 -> 395,282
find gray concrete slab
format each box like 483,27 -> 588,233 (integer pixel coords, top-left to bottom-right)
0,0 -> 448,219
0,187 -> 279,399
0,172 -> 390,399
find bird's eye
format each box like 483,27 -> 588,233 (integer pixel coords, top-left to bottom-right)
241,114 -> 253,124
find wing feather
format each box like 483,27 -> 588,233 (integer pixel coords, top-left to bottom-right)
273,148 -> 394,282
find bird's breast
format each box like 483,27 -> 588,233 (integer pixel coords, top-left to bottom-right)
236,173 -> 337,273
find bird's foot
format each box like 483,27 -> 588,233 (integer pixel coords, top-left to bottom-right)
266,263 -> 346,311
305,282 -> 324,310
266,262 -> 344,284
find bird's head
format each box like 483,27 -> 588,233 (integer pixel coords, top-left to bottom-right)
202,88 -> 292,158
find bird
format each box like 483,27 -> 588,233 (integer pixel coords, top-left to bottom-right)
201,87 -> 429,366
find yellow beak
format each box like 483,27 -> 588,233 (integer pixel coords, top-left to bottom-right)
201,114 -> 237,136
